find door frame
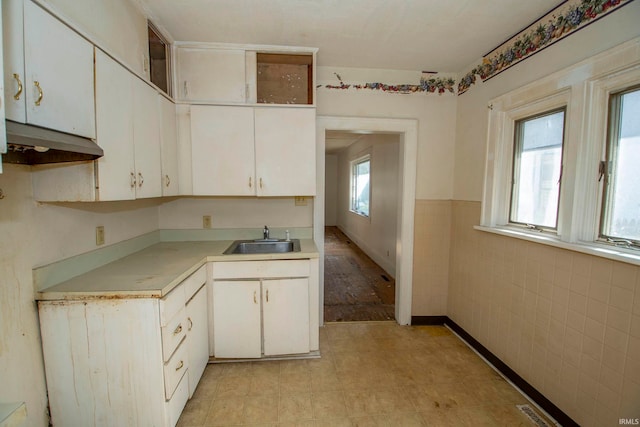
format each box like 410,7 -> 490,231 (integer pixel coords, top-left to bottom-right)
315,116 -> 418,325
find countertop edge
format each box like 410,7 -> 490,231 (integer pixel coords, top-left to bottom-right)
37,240 -> 319,301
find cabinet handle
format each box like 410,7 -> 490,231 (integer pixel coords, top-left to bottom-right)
138,172 -> 144,187
253,291 -> 257,304
13,74 -> 23,100
34,81 -> 43,106
130,172 -> 136,188
248,177 -> 252,188
173,324 -> 183,335
259,178 -> 263,189
175,360 -> 184,371
187,317 -> 193,331
165,175 -> 171,187
266,289 -> 269,302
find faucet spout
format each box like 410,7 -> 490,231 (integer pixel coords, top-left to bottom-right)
263,225 -> 270,240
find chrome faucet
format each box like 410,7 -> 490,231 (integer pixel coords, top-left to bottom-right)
263,225 -> 270,240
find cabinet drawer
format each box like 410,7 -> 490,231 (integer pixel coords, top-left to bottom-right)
162,308 -> 186,361
164,341 -> 189,400
160,284 -> 185,326
212,260 -> 309,279
184,264 -> 207,302
166,372 -> 189,427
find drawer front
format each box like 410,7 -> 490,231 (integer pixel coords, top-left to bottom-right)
164,341 -> 189,400
212,259 -> 309,279
162,308 -> 186,361
166,372 -> 189,427
160,284 -> 185,326
184,264 -> 207,302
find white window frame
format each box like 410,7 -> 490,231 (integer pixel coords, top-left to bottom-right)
350,154 -> 371,218
479,38 -> 640,266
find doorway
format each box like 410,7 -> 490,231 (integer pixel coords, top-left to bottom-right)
323,131 -> 400,321
314,116 -> 418,326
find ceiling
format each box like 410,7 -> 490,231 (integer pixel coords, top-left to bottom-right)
139,0 -> 562,72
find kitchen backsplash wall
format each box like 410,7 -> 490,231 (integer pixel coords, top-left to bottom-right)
158,197 -> 314,230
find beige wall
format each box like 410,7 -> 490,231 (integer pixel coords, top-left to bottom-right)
324,154 -> 338,226
449,201 -> 640,426
449,4 -> 640,425
412,200 -> 451,316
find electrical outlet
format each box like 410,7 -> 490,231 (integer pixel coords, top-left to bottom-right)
203,215 -> 212,229
294,196 -> 307,206
96,226 -> 105,246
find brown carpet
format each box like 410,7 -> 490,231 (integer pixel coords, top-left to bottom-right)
324,226 -> 395,322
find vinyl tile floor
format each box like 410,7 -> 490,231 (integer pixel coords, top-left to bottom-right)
177,322 -> 554,427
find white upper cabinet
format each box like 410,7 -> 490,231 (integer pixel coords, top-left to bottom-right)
177,47 -> 247,103
20,1 -> 95,138
189,105 -> 316,197
160,95 -> 179,196
94,49 -> 136,201
190,105 -> 255,196
254,107 -> 316,196
132,77 -> 162,199
2,0 -> 26,124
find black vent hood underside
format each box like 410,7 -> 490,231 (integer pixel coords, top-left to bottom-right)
4,120 -> 104,165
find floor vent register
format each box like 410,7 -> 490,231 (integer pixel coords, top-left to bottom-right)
517,404 -> 552,427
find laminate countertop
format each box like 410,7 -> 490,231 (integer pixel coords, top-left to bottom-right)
37,239 -> 319,301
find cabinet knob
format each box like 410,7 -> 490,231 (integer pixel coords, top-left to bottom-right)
13,73 -> 23,100
249,177 -> 252,188
253,291 -> 257,304
173,324 -> 183,335
266,289 -> 269,302
165,174 -> 171,187
187,317 -> 193,331
259,178 -> 263,189
130,172 -> 136,188
34,81 -> 44,106
138,172 -> 144,187
175,360 -> 184,371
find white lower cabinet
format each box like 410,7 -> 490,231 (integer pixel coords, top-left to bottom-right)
211,260 -> 311,359
37,265 -> 208,427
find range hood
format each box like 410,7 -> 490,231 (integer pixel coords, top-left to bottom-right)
3,120 -> 104,165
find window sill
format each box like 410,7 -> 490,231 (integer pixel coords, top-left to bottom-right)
349,210 -> 370,220
474,225 -> 640,267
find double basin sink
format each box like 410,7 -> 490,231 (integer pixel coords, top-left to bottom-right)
223,238 -> 301,255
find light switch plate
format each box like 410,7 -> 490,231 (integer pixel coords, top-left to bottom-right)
203,215 -> 212,229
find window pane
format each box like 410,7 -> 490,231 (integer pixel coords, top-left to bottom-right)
601,87 -> 640,242
510,110 -> 565,228
352,159 -> 370,216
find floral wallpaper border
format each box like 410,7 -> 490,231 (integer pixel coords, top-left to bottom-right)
320,73 -> 456,95
319,0 -> 632,96
458,0 -> 633,94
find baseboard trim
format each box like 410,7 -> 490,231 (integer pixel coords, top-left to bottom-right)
411,316 -> 448,325
411,316 -> 578,427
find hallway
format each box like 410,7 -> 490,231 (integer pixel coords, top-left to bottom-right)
324,226 -> 395,322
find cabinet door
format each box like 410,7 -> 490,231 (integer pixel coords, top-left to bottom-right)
95,50 -> 136,201
186,285 -> 208,398
177,48 -> 246,103
254,107 -> 316,196
133,79 -> 162,199
262,278 -> 310,356
190,105 -> 255,196
212,280 -> 261,358
23,1 -> 95,138
2,0 -> 25,123
159,95 -> 179,196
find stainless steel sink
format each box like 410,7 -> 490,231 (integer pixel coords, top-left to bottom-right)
223,239 -> 301,255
